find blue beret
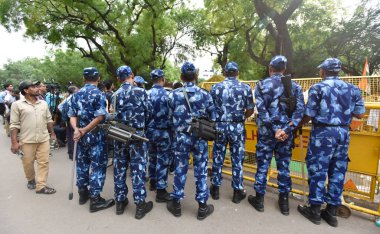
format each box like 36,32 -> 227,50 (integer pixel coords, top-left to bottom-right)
116,65 -> 133,80
269,55 -> 287,70
150,69 -> 165,79
83,67 -> 100,79
134,76 -> 148,84
224,61 -> 239,72
317,58 -> 341,72
181,62 -> 196,75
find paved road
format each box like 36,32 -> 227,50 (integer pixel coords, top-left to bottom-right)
0,129 -> 378,234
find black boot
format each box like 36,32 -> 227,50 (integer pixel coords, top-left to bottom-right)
197,202 -> 214,220
321,204 -> 338,227
78,188 -> 89,205
248,193 -> 264,212
149,179 -> 156,191
210,185 -> 219,200
27,179 -> 36,190
232,189 -> 246,204
297,203 -> 321,225
278,193 -> 289,216
89,196 -> 115,213
135,200 -> 153,220
156,189 -> 172,203
116,198 -> 129,215
167,199 -> 181,217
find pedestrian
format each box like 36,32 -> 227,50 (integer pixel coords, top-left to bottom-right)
0,83 -> 14,126
68,67 -> 115,212
58,85 -> 78,160
146,68 -> 172,202
111,65 -> 153,219
10,80 -> 57,194
209,61 -> 255,204
248,55 -> 305,215
166,62 -> 216,220
297,58 -> 365,227
134,76 -> 148,89
37,82 -> 47,101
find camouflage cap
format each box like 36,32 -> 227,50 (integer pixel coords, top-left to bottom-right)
269,55 -> 287,70
83,67 -> 100,79
134,76 -> 148,84
116,65 -> 133,80
224,61 -> 239,72
181,62 -> 197,75
317,58 -> 342,72
150,69 -> 165,79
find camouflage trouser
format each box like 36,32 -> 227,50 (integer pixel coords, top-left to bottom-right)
254,125 -> 293,195
76,140 -> 107,197
113,138 -> 147,204
147,129 -> 171,190
306,126 -> 350,205
211,122 -> 245,190
170,132 -> 209,203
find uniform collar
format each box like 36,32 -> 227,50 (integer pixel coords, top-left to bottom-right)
324,76 -> 340,80
84,83 -> 97,88
184,82 -> 196,87
271,73 -> 283,78
225,76 -> 237,81
121,82 -> 132,88
152,84 -> 163,89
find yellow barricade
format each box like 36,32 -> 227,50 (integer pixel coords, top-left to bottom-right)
201,76 -> 380,218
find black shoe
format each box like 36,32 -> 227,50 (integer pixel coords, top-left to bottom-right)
78,188 -> 89,205
149,179 -> 156,191
89,196 -> 115,213
167,199 -> 181,217
297,204 -> 321,225
27,179 -> 36,190
156,189 -> 172,203
278,193 -> 289,216
197,202 -> 214,220
210,185 -> 219,200
248,194 -> 264,212
232,189 -> 246,204
135,200 -> 153,220
321,204 -> 338,227
69,154 -> 73,160
116,198 -> 129,215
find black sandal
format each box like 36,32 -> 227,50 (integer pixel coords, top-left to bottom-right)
36,186 -> 56,194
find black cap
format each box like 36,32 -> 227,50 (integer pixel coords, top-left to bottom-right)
19,80 -> 40,91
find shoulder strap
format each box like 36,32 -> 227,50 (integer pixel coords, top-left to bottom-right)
113,91 -> 117,113
182,87 -> 193,114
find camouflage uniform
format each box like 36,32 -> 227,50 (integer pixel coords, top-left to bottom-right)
254,58 -> 305,196
147,78 -> 172,190
210,62 -> 254,190
305,68 -> 365,206
168,80 -> 216,203
112,68 -> 152,204
68,84 -> 108,197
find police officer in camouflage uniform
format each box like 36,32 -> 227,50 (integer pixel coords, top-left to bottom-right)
68,67 -> 115,212
248,55 -> 305,215
166,62 -> 216,220
298,58 -> 365,227
146,68 -> 172,202
112,65 -> 154,219
209,61 -> 254,204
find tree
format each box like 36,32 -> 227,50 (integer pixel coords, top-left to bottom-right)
0,0 -> 194,78
325,0 -> 380,75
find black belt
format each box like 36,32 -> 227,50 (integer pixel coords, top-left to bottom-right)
313,123 -> 349,127
216,120 -> 245,123
147,127 -> 170,130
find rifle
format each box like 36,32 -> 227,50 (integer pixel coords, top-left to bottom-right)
93,121 -> 149,143
280,74 -> 296,118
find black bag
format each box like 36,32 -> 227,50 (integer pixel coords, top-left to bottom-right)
182,88 -> 217,141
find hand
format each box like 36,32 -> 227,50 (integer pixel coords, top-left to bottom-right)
275,129 -> 288,142
11,142 -> 21,154
73,128 -> 82,142
50,133 -> 57,142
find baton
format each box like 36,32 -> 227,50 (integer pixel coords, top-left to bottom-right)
299,128 -> 307,203
69,116 -> 79,200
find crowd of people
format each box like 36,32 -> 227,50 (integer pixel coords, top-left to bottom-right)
4,55 -> 365,227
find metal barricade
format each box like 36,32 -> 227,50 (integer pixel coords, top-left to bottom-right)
201,76 -> 380,218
